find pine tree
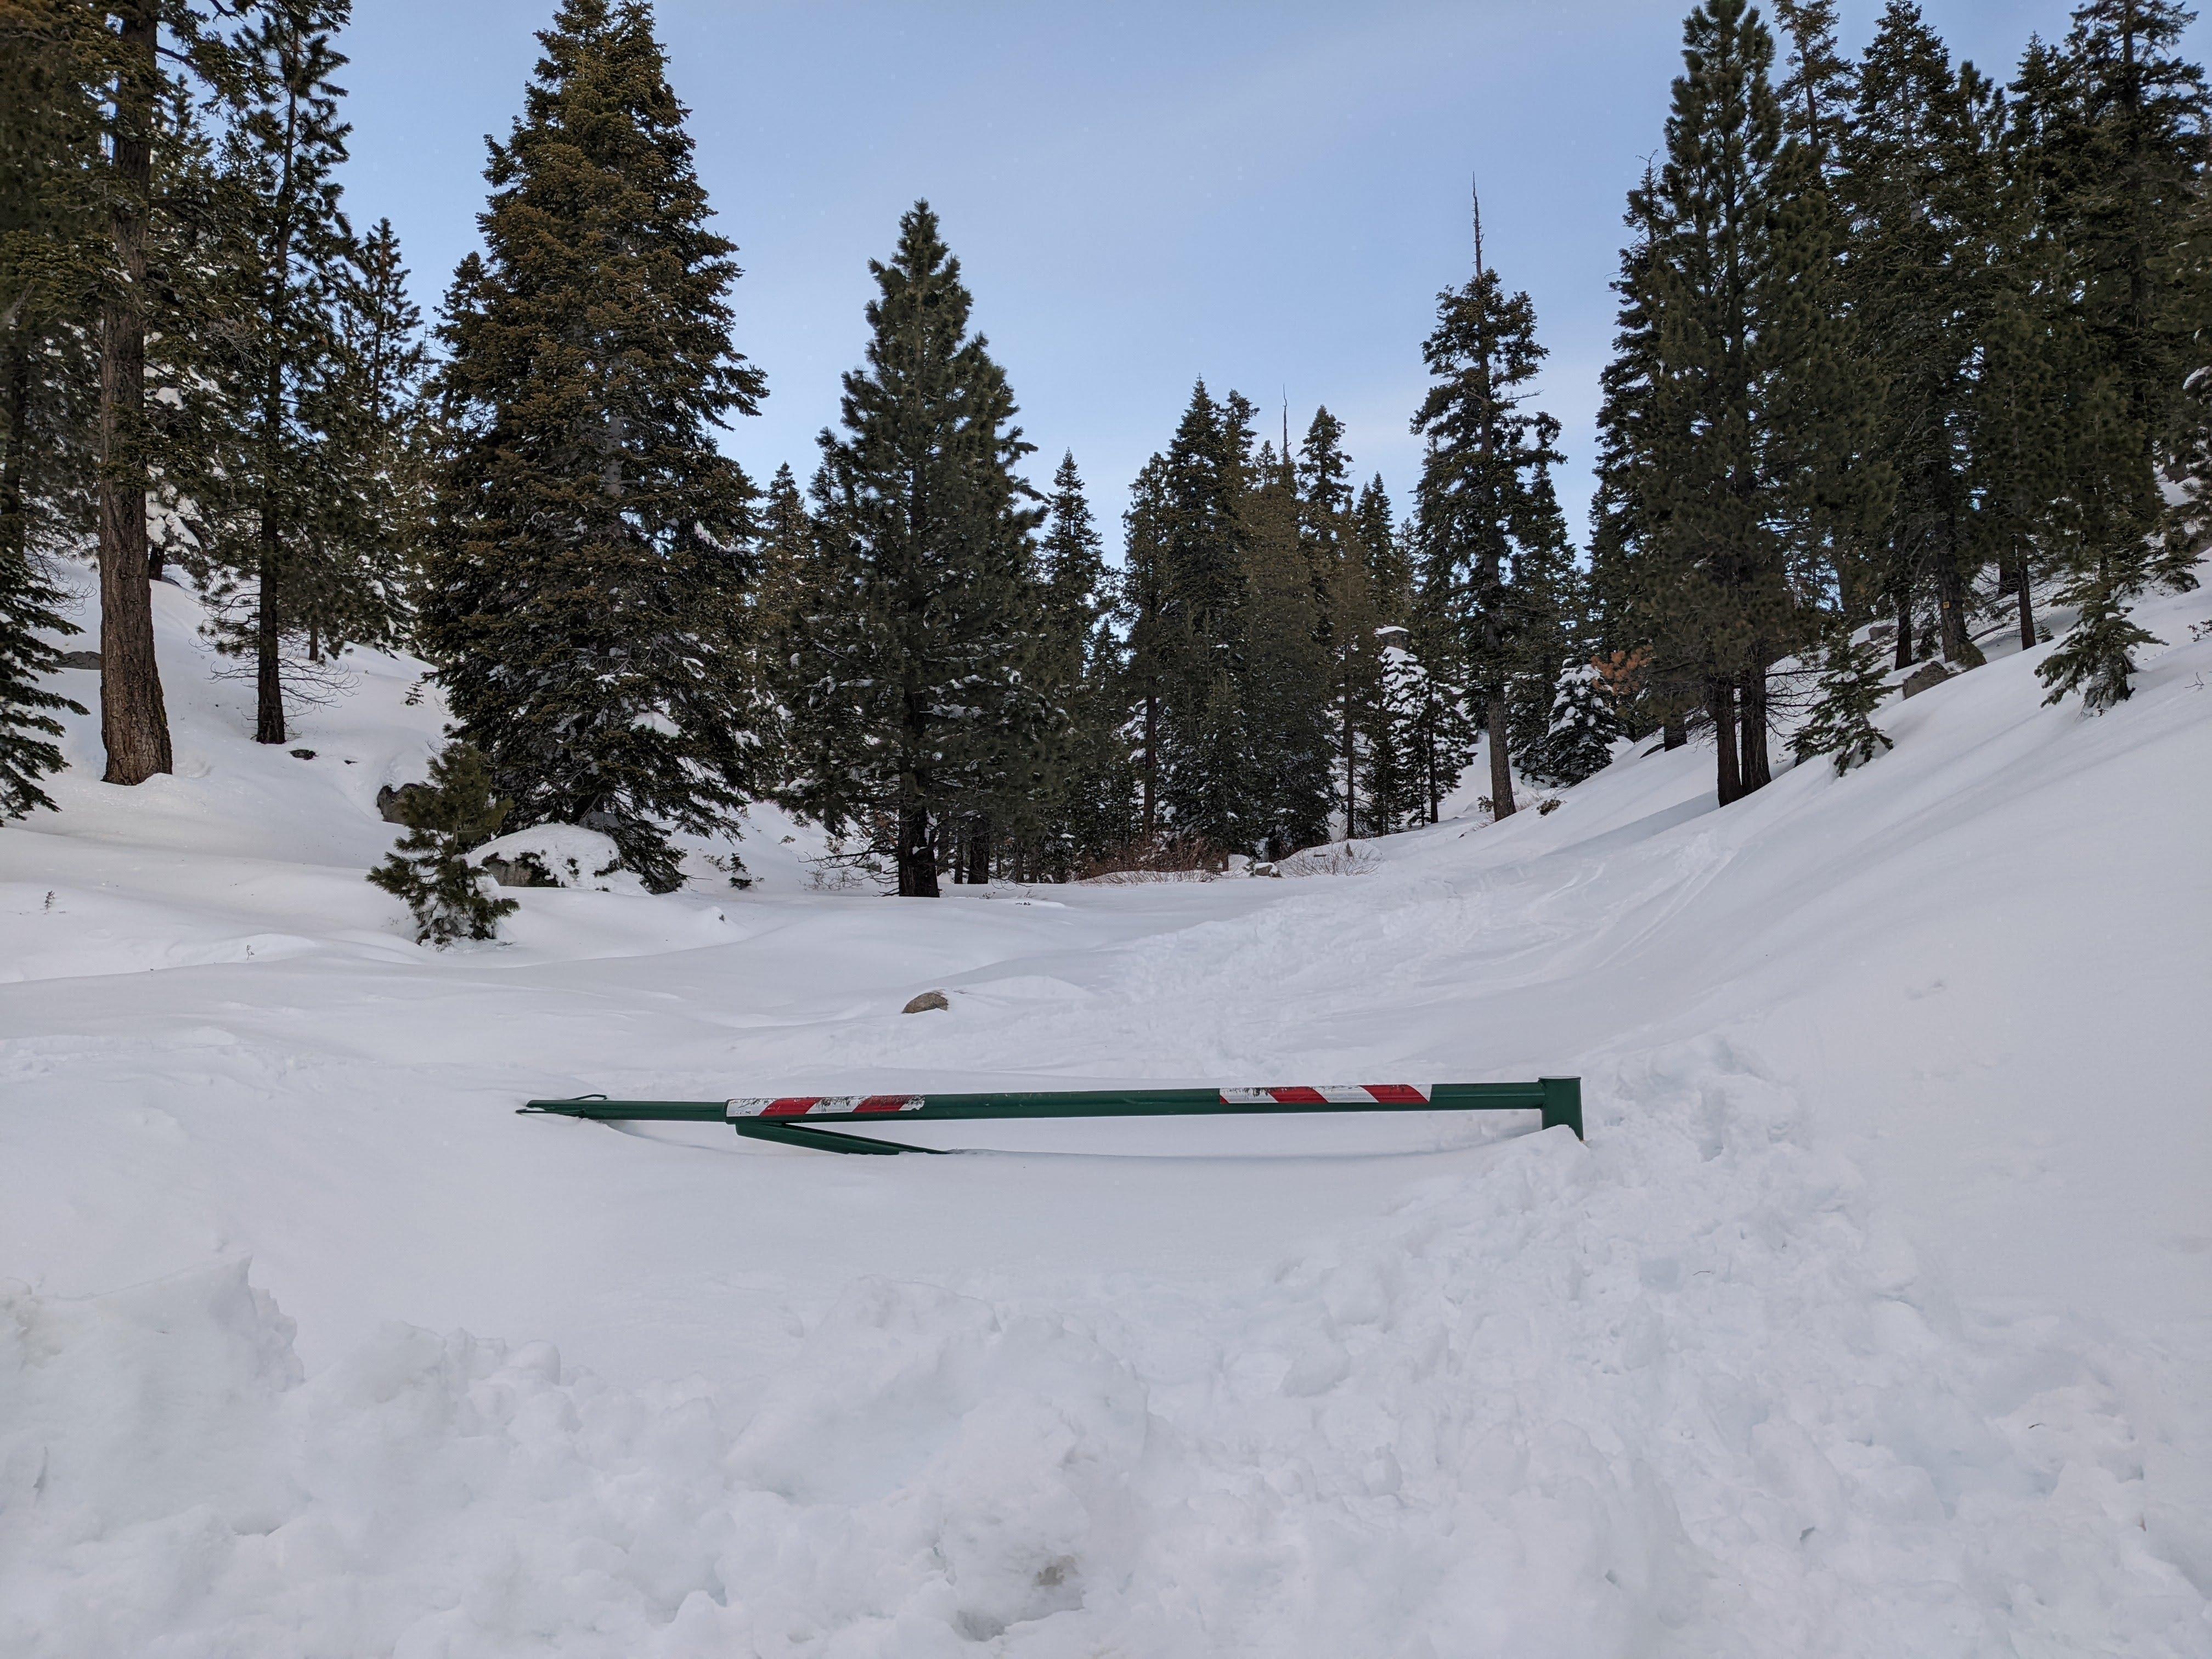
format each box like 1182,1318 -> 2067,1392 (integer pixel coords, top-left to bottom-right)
95,2 -> 182,785
366,740 -> 518,945
1300,407 -> 1379,834
1842,3 -> 1989,670
1239,448 -> 1333,857
2037,572 -> 2164,708
1353,475 -> 1409,621
1117,453 -> 1171,837
1974,44 -> 2079,656
0,2 -> 101,817
2,1 -> 104,585
2029,0 -> 2209,704
422,0 -> 765,892
1149,381 -> 1257,849
1031,453 -> 1132,875
1790,627 -> 1894,773
1412,189 -> 1565,822
1522,661 -> 1623,788
320,217 -> 432,653
1626,0 -> 1816,804
0,543 -> 81,820
783,202 -> 1045,898
196,0 -> 365,744
1590,166 -> 1702,749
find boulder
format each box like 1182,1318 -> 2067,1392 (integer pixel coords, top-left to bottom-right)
466,824 -> 644,893
375,782 -> 435,825
1901,661 -> 1953,699
57,650 -> 102,670
902,990 -> 950,1014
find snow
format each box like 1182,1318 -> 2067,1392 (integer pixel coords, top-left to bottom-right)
469,823 -> 645,893
2,563 -> 2208,1656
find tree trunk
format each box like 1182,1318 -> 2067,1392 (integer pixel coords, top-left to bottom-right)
1709,679 -> 1741,805
255,531 -> 285,744
1341,662 -> 1357,837
964,814 -> 990,885
1892,582 -> 1914,672
896,800 -> 938,897
1140,689 -> 1158,837
1486,693 -> 1515,819
2015,540 -> 2036,652
98,4 -> 172,786
1662,715 -> 1686,751
1737,665 -> 1771,793
1,338 -> 28,564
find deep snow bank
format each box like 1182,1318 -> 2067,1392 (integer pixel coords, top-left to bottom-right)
1,562 -> 2208,1655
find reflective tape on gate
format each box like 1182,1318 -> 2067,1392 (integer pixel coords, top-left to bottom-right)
1218,1085 -> 1433,1106
726,1095 -> 928,1119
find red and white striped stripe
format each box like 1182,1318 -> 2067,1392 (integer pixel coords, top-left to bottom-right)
1218,1084 -> 1432,1106
726,1095 -> 926,1119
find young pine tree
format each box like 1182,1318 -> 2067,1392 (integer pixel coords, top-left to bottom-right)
367,740 -> 518,945
785,203 -> 1046,898
1522,662 -> 1623,789
1791,628 -> 1895,773
423,0 -> 765,891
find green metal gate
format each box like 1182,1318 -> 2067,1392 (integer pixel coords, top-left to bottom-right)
520,1077 -> 1584,1154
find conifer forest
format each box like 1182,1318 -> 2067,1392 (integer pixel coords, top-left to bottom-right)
4,0 -> 2208,905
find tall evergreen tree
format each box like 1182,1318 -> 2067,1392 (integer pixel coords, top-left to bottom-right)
421,0 -> 764,891
1240,445 -> 1334,856
320,216 -> 433,653
94,2 -> 184,785
1299,407 -> 1379,833
2032,0 -> 2209,706
1630,0 -> 1816,803
1031,452 -> 1132,875
1842,3 -> 1989,669
1412,190 -> 1564,821
0,2 -> 103,816
781,202 -> 1045,898
1149,381 -> 1257,849
198,0 -> 364,743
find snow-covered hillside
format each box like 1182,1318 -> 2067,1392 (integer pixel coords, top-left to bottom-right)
2,567 -> 2208,1657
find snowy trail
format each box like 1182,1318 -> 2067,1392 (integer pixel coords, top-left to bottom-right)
2,569 -> 2208,1655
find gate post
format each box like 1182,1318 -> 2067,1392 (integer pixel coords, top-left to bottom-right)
1539,1076 -> 1584,1141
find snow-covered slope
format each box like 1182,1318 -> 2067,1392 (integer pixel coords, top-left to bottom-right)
2,566 -> 2207,1657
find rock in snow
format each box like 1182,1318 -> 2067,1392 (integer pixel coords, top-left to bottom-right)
374,780 -> 433,825
1901,659 -> 1955,698
903,989 -> 951,1013
468,824 -> 645,892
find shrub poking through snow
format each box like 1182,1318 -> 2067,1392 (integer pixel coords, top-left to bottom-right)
1521,663 -> 1621,788
2037,571 -> 2163,712
1792,629 -> 1894,776
368,742 -> 518,945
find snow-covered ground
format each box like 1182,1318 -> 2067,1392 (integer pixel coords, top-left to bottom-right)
2,566 -> 2207,1657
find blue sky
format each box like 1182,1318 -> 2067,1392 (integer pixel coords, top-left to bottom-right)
332,0 -> 2211,545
